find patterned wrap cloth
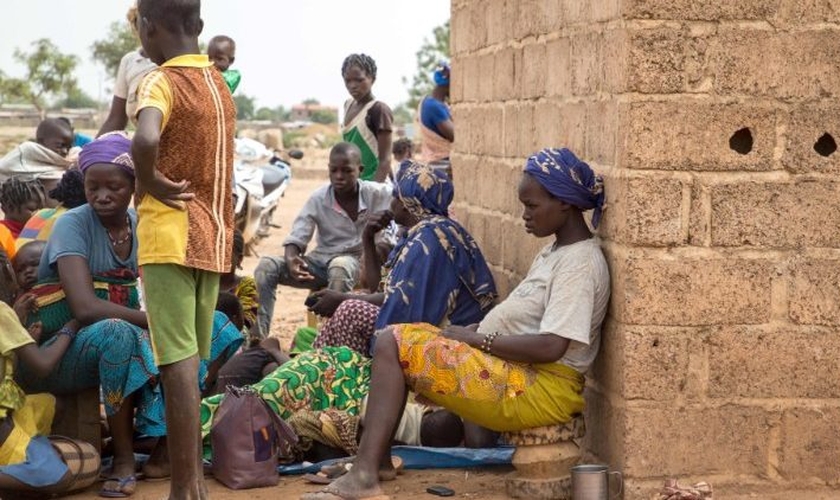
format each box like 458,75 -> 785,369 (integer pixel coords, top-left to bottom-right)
199,346 -> 370,440
229,276 -> 258,330
524,148 -> 605,228
392,323 -> 585,432
16,317 -> 164,436
313,299 -> 379,355
286,409 -> 361,457
78,131 -> 135,177
377,161 -> 497,329
312,161 -> 497,355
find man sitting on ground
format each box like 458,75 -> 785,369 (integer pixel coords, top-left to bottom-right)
254,142 -> 393,337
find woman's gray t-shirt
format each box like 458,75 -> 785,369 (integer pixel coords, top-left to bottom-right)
38,204 -> 138,282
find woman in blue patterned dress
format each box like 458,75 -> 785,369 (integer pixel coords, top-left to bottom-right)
306,160 -> 497,355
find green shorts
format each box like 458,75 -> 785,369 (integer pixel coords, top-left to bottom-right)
142,264 -> 220,366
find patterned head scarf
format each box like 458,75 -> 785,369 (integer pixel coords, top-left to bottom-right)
394,160 -> 454,219
524,148 -> 605,228
433,61 -> 450,86
78,131 -> 135,178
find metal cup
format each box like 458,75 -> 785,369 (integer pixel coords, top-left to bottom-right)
571,464 -> 623,500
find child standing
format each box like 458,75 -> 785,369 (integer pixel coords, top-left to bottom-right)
207,35 -> 240,93
133,0 -> 235,498
341,53 -> 394,182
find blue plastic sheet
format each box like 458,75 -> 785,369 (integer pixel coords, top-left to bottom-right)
277,446 -> 514,475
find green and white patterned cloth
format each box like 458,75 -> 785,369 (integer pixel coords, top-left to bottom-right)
200,346 -> 371,439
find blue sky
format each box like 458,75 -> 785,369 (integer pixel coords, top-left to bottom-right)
0,1 -> 450,110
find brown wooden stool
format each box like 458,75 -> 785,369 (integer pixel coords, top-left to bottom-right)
51,387 -> 102,453
502,415 -> 585,500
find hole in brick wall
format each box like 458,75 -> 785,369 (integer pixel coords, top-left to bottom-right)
729,128 -> 753,155
814,133 -> 837,157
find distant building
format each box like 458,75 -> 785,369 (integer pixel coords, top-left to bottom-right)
290,103 -> 338,123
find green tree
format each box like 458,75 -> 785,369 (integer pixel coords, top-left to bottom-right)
234,93 -> 256,120
56,88 -> 100,109
254,106 -> 278,122
310,108 -> 337,125
91,21 -> 138,79
392,103 -> 413,126
403,20 -> 450,109
302,98 -> 320,105
1,39 -> 79,117
275,105 -> 291,122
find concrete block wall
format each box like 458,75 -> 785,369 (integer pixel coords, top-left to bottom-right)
451,0 -> 840,497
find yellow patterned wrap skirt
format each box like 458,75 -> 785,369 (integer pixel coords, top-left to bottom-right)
392,323 -> 585,432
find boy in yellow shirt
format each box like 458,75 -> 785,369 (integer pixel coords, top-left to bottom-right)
132,0 -> 235,497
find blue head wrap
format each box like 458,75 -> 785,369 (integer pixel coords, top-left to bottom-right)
433,62 -> 450,86
394,160 -> 453,218
78,131 -> 135,178
524,148 -> 605,228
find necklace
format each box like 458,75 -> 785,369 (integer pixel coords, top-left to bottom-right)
106,215 -> 132,247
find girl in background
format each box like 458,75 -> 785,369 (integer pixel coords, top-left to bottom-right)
340,54 -> 394,183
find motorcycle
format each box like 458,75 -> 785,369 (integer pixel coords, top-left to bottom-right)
233,138 -> 303,253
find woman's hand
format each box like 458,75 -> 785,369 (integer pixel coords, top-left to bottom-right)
309,289 -> 347,317
27,322 -> 43,343
441,325 -> 483,348
363,211 -> 393,241
13,292 -> 38,324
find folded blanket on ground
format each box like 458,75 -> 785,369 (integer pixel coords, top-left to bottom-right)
277,445 -> 514,475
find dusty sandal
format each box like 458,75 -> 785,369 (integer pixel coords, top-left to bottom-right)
304,462 -> 353,484
100,475 -> 137,498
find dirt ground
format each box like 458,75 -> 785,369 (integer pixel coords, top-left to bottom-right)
44,156 -> 512,499
65,467 -> 512,499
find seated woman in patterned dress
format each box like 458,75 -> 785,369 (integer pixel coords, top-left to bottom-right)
16,133 -> 242,495
306,160 -> 497,356
303,148 -> 610,500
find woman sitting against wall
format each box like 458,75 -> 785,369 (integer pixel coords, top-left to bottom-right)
303,147 -> 611,500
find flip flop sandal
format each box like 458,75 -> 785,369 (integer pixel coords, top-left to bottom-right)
310,456 -> 404,483
100,475 -> 137,498
303,472 -> 337,485
391,456 -> 404,475
305,462 -> 353,484
378,456 -> 404,482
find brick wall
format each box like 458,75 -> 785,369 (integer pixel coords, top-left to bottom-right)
451,1 -> 840,497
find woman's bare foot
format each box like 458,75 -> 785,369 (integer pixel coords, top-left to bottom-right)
301,467 -> 387,500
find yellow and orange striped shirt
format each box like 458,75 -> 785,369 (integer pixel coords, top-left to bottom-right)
135,54 -> 235,273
